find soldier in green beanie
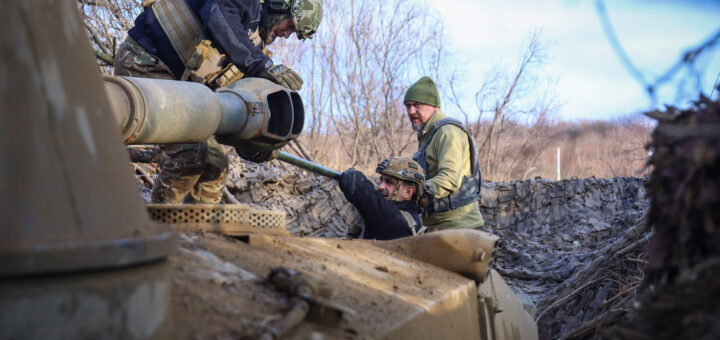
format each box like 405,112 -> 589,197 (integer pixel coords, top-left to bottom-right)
406,76 -> 485,230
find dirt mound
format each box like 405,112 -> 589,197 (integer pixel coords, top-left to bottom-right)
605,95 -> 720,339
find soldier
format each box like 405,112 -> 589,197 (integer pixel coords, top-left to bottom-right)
337,157 -> 426,240
405,76 -> 485,230
113,0 -> 323,204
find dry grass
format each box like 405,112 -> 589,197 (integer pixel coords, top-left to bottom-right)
297,114 -> 653,181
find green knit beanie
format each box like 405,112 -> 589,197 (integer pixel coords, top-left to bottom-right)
404,76 -> 441,108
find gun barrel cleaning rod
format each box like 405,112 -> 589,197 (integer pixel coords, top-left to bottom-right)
277,151 -> 341,179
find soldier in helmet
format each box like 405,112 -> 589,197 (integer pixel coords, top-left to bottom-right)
337,157 -> 426,240
405,76 -> 485,231
113,0 -> 323,204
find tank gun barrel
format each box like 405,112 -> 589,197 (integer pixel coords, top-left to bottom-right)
277,151 -> 340,179
104,76 -> 304,158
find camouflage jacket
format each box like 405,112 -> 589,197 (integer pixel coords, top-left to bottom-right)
129,0 -> 271,80
417,110 -> 485,230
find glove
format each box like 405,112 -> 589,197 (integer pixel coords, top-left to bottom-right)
259,64 -> 303,90
337,169 -> 365,195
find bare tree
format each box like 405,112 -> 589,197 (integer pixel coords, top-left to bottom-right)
77,0 -> 140,71
446,31 -> 561,181
283,0 -> 450,171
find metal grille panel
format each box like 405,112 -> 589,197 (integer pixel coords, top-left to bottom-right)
147,204 -> 287,236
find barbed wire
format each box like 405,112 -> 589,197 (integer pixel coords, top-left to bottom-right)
594,0 -> 720,106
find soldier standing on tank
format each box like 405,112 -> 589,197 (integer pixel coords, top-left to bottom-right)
113,0 -> 323,204
404,76 -> 485,231
337,157 -> 427,240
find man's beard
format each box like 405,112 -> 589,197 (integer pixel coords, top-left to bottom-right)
412,122 -> 425,131
378,188 -> 389,198
261,13 -> 286,45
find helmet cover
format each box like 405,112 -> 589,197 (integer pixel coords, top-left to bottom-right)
376,157 -> 425,200
290,0 -> 323,40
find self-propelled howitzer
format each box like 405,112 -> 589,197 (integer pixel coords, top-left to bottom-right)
1,1 -> 539,338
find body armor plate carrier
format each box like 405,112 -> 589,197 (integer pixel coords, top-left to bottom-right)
413,118 -> 482,214
150,0 -> 269,88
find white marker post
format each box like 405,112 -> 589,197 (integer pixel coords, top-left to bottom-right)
557,147 -> 561,180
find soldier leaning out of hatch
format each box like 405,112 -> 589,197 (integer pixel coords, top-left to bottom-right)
113,0 -> 323,204
405,76 -> 485,231
337,157 -> 427,240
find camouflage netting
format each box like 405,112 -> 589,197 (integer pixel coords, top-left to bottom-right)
481,178 -> 650,340
480,178 -> 648,301
532,216 -> 649,340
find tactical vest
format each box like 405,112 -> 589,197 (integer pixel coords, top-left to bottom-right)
145,0 -> 271,88
399,210 -> 427,236
357,209 -> 425,239
413,118 -> 482,214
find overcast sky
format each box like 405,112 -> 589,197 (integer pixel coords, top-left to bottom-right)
430,0 -> 720,121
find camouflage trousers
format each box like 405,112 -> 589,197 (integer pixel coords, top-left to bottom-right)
114,37 -> 229,204
152,138 -> 229,204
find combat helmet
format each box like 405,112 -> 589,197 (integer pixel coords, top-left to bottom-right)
266,0 -> 323,40
376,157 -> 426,201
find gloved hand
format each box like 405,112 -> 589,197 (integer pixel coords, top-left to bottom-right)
259,64 -> 303,90
337,169 -> 365,196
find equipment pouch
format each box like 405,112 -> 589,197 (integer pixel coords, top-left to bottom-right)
205,63 -> 246,89
180,40 -> 246,89
182,40 -> 223,82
